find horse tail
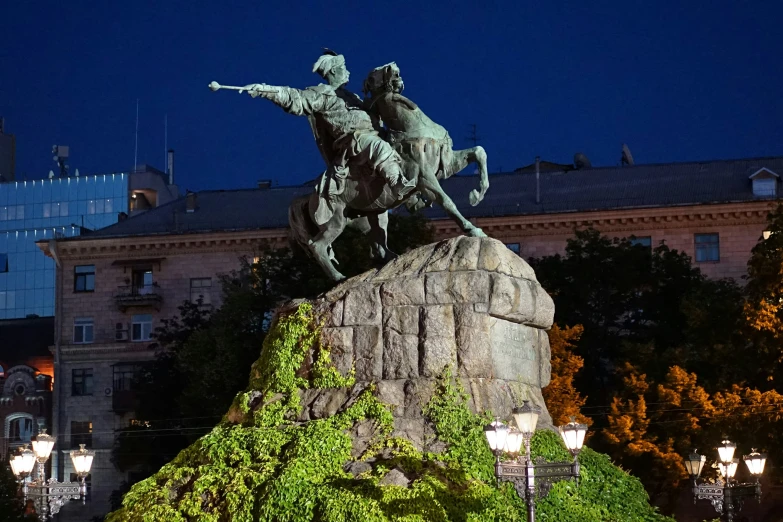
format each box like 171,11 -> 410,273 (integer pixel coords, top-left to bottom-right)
288,195 -> 315,256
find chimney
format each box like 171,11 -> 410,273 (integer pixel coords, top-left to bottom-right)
167,149 -> 175,185
186,191 -> 197,213
257,179 -> 272,189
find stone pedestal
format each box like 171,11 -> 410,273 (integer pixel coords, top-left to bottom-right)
289,236 -> 555,449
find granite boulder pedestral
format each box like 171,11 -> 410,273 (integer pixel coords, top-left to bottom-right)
279,236 -> 555,451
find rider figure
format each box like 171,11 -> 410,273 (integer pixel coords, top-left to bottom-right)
245,51 -> 414,225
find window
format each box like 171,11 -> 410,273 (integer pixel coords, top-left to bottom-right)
73,317 -> 94,344
0,291 -> 15,310
131,314 -> 152,341
190,278 -> 212,305
505,243 -> 520,255
695,233 -> 720,262
72,369 -> 94,396
74,265 -> 95,292
131,269 -> 153,294
7,415 -> 34,443
70,421 -> 92,448
0,205 -> 24,221
113,364 -> 142,392
630,236 -> 652,249
0,253 -> 7,273
752,178 -> 776,197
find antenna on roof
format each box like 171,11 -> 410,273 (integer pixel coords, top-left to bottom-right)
535,156 -> 541,204
574,152 -> 591,170
621,143 -> 635,166
134,99 -> 139,172
467,124 -> 480,147
52,145 -> 69,177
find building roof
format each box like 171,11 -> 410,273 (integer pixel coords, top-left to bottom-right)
0,316 -> 54,369
60,155 -> 783,240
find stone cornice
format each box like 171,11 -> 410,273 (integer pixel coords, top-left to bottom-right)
39,229 -> 289,261
36,200 -> 780,259
60,342 -> 157,358
432,201 -> 777,237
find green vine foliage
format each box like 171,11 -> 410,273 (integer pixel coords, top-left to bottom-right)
107,303 -> 673,522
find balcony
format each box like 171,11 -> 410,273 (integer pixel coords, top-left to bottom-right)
115,284 -> 163,311
112,389 -> 138,413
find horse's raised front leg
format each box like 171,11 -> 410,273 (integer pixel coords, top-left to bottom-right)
417,172 -> 486,238
310,207 -> 348,281
449,146 -> 489,206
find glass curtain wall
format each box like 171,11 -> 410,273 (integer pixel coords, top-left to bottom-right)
0,174 -> 129,318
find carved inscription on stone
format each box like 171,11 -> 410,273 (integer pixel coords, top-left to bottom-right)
489,317 -> 538,384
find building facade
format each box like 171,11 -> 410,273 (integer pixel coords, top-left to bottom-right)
0,165 -> 179,319
433,200 -> 772,281
421,156 -> 783,282
37,193 -> 283,518
0,316 -> 54,461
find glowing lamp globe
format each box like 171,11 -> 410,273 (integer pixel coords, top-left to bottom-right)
717,439 -> 737,464
15,445 -> 36,476
558,417 -> 588,456
32,429 -> 56,462
9,454 -> 23,478
503,428 -> 525,454
719,458 -> 739,479
512,401 -> 541,436
744,449 -> 767,477
483,419 -> 509,453
684,450 -> 706,479
70,444 -> 94,477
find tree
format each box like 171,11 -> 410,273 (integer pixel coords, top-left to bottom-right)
530,229 -> 745,407
530,228 -> 763,512
543,324 -> 591,427
110,214 -> 434,507
0,464 -> 31,522
743,204 -> 783,383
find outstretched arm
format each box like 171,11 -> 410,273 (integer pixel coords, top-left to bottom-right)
245,84 -> 330,116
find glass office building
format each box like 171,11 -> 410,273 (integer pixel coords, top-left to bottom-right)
0,174 -> 129,318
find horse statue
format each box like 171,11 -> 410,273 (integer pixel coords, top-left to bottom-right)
287,63 -> 490,281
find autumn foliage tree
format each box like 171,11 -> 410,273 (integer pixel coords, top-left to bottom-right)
744,204 -> 783,383
543,324 -> 591,427
530,227 -> 783,512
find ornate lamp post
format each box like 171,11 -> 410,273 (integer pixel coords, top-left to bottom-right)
8,430 -> 94,519
687,438 -> 766,522
484,401 -> 588,522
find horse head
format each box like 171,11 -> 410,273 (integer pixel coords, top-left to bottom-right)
363,62 -> 404,99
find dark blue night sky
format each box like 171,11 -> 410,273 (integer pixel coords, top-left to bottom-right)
2,0 -> 781,192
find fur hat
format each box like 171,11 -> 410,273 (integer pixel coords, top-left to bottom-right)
312,53 -> 346,78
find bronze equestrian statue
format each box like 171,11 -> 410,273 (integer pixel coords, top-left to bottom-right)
210,52 -> 489,280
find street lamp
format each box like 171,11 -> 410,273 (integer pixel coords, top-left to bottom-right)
70,444 -> 95,498
484,402 -> 588,522
687,438 -> 765,522
10,445 -> 36,497
559,417 -> 588,458
744,449 -> 767,478
8,429 -> 94,520
684,450 -> 706,480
